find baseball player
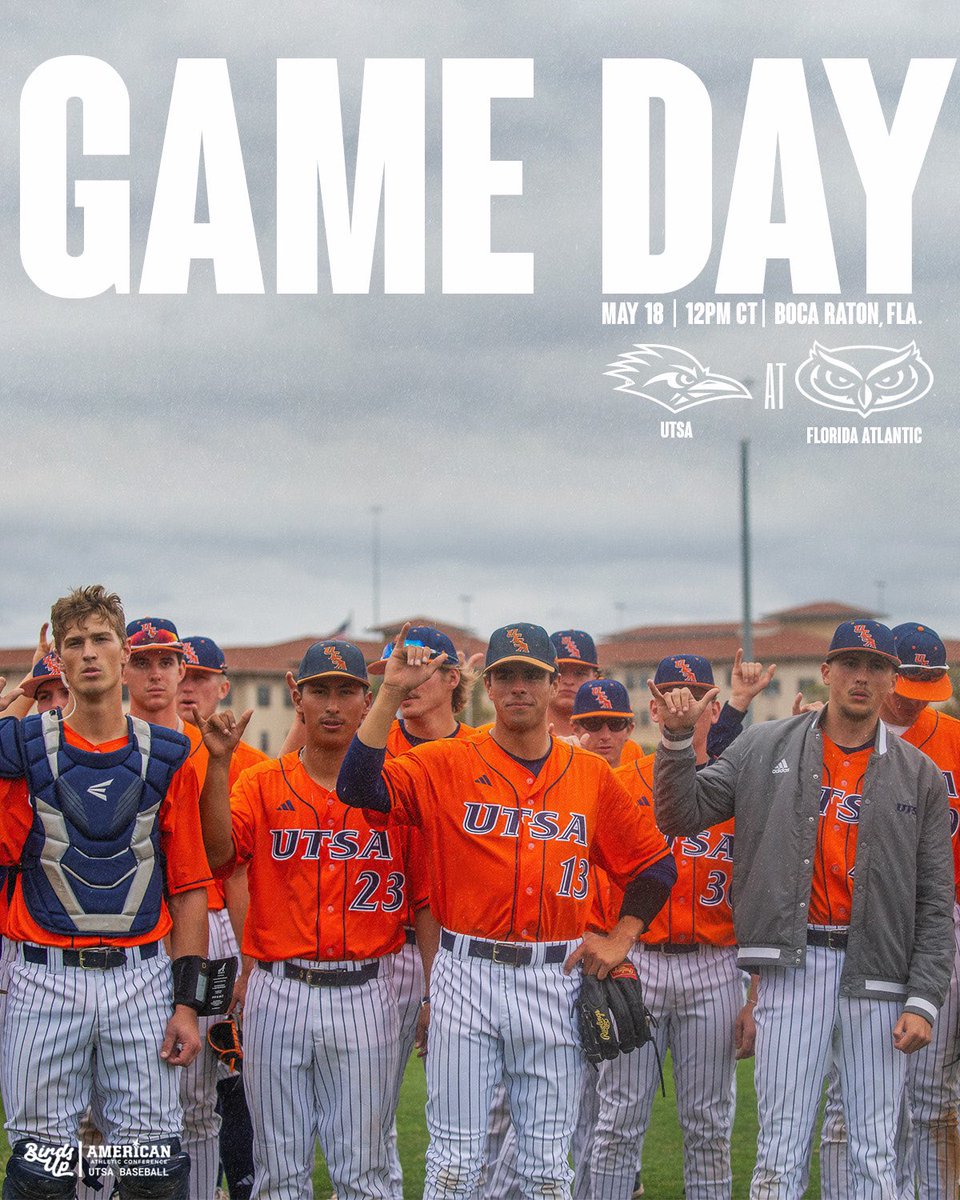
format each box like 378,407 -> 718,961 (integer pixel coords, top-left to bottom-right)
2,623 -> 67,722
198,639 -> 429,1200
0,585 -> 227,1199
548,629 -> 602,738
819,621 -> 960,1200
652,619 -> 955,1198
177,635 -> 266,1200
369,625 -> 474,1200
591,656 -> 744,1200
337,621 -> 678,1200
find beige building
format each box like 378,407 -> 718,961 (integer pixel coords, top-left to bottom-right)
2,603 -> 956,756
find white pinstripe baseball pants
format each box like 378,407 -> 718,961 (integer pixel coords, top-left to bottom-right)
751,944 -> 904,1199
818,905 -> 960,1200
1,942 -> 182,1145
386,939 -> 424,1200
243,958 -> 398,1200
425,933 -> 580,1200
180,906 -> 239,1200
591,943 -> 741,1200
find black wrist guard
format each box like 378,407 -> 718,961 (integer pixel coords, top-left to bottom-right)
172,956 -> 238,1015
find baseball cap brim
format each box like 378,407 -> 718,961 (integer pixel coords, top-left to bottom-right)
296,669 -> 369,687
21,675 -> 64,699
483,655 -> 556,675
572,709 -> 633,720
129,641 -> 184,655
183,664 -> 226,674
895,672 -> 953,702
555,656 -> 599,668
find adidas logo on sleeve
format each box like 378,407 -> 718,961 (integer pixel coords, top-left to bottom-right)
772,759 -> 790,775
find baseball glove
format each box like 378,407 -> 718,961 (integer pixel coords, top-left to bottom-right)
577,961 -> 656,1063
207,1016 -> 243,1073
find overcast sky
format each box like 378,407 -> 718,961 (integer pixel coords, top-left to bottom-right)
2,3 -> 958,650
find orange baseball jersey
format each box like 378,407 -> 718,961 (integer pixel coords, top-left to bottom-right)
376,731 -> 671,942
620,739 -> 644,765
184,721 -> 268,910
226,752 -> 429,962
808,735 -> 873,926
589,754 -> 735,945
385,719 -> 474,926
0,725 -> 212,947
899,705 -> 960,898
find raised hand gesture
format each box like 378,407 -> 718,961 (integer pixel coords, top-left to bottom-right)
193,705 -> 253,761
381,623 -> 448,696
647,679 -> 720,734
729,648 -> 777,711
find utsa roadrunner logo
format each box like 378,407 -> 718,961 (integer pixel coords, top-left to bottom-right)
795,342 -> 932,419
605,345 -> 752,414
506,628 -> 529,653
561,636 -> 581,658
590,685 -> 612,710
40,653 -> 60,674
139,622 -> 159,640
852,624 -> 877,650
673,658 -> 698,684
323,645 -> 347,671
183,643 -> 200,666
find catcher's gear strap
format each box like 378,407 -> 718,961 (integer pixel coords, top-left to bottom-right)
207,1017 -> 243,1073
172,955 -> 238,1015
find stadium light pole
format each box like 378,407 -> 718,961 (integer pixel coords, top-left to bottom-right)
371,505 -> 383,629
740,439 -> 753,726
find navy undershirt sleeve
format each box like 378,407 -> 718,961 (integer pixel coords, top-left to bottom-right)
336,736 -> 391,813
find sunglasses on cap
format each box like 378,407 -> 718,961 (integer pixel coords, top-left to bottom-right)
576,717 -> 632,733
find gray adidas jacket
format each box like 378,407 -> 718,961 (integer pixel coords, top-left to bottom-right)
654,709 -> 954,1020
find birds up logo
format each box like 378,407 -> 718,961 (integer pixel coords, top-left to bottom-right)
795,342 -> 932,419
506,628 -> 530,653
604,345 -> 752,413
322,645 -> 348,671
590,685 -> 613,710
852,624 -> 878,650
673,658 -> 698,684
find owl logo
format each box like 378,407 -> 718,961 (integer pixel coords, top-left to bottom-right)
795,342 -> 932,419
605,345 -> 753,414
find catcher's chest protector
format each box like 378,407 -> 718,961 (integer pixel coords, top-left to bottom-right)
9,710 -> 188,937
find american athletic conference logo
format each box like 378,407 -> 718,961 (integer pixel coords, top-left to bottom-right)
795,341 -> 932,419
604,344 -> 752,414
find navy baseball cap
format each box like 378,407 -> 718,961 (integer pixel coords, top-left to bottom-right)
484,624 -> 557,675
550,630 -> 599,668
892,623 -> 952,701
572,679 -> 633,720
21,652 -> 64,700
295,640 -> 369,687
126,617 -> 183,654
368,626 -> 459,676
655,654 -> 715,693
182,637 -> 227,674
825,620 -> 899,666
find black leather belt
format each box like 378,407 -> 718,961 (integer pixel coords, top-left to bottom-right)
404,927 -> 417,946
258,960 -> 379,987
23,942 -> 160,969
440,930 -> 566,966
807,928 -> 849,950
644,942 -> 700,955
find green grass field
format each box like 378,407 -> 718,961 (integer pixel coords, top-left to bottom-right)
0,1054 -> 827,1197
309,1053 -> 826,1199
